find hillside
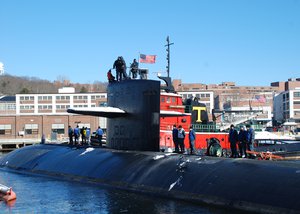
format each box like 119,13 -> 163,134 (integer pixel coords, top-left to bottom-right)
0,74 -> 107,95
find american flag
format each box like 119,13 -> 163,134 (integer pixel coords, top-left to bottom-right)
139,54 -> 156,64
255,95 -> 266,103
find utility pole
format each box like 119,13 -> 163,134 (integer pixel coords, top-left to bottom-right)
165,36 -> 174,77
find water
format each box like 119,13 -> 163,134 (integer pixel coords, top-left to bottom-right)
0,153 -> 227,214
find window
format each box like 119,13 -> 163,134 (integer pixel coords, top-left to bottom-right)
52,124 -> 65,134
161,97 -> 165,102
25,124 -> 38,135
294,92 -> 300,97
20,105 -> 34,110
0,103 -> 16,110
20,96 -> 34,101
205,94 -> 210,98
0,124 -> 12,135
38,96 -> 52,100
73,105 -> 88,108
38,105 -> 52,110
56,105 -> 70,109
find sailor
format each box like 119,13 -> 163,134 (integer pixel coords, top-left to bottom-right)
129,59 -> 139,79
177,125 -> 186,153
96,126 -> 104,147
172,125 -> 179,153
113,56 -> 127,81
74,125 -> 80,145
229,124 -> 238,158
68,125 -> 74,145
238,126 -> 247,158
246,124 -> 255,158
107,69 -> 116,83
189,125 -> 196,155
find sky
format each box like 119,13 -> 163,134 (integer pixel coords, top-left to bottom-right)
0,0 -> 300,86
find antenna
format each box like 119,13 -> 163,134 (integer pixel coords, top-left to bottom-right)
165,36 -> 174,77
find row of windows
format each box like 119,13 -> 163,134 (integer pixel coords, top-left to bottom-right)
38,105 -> 52,110
21,95 -> 106,102
181,94 -> 211,100
20,96 -> 34,101
20,104 -> 100,110
20,105 -> 34,110
0,124 -> 67,135
0,103 -> 16,110
161,97 -> 176,103
73,105 -> 88,108
56,105 -> 70,109
91,95 -> 106,99
56,96 -> 70,100
294,92 -> 300,98
38,96 -> 52,100
74,95 -> 88,100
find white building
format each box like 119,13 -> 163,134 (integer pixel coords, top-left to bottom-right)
0,62 -> 4,75
274,89 -> 300,125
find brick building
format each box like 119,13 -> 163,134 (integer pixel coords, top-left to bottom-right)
0,88 -> 107,140
173,79 -> 279,126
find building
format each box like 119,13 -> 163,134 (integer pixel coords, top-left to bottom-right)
173,79 -> 279,127
0,62 -> 4,76
0,88 -> 107,140
274,89 -> 300,125
272,78 -> 300,126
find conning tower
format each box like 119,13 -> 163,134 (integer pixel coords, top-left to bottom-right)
107,79 -> 160,151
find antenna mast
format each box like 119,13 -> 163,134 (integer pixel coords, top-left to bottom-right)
165,36 -> 174,77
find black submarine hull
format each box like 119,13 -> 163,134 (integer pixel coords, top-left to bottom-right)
1,144 -> 300,213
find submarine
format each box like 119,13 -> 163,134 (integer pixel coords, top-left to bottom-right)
1,77 -> 300,213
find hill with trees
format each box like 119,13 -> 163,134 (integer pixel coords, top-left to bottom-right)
0,74 -> 107,95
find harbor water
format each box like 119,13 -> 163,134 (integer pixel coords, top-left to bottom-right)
0,152 -> 228,214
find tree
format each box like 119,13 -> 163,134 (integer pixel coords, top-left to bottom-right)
20,87 -> 30,94
80,86 -> 88,93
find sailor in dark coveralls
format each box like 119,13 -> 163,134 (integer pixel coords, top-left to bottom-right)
172,125 -> 179,153
229,124 -> 238,158
113,56 -> 127,81
129,59 -> 139,79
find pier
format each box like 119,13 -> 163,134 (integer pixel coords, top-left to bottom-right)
0,139 -> 40,152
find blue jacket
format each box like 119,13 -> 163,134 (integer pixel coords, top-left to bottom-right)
189,129 -> 196,141
246,128 -> 255,144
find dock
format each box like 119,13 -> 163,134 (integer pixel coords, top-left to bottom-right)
0,139 -> 41,152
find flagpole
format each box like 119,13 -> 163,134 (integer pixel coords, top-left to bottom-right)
137,52 -> 140,69
165,36 -> 174,77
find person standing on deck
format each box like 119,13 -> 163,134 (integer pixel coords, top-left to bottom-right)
97,126 -> 104,147
246,124 -> 255,158
238,126 -> 247,158
189,125 -> 196,155
229,124 -> 238,158
178,125 -> 186,153
129,59 -> 139,79
172,125 -> 179,153
68,125 -> 74,146
74,125 -> 80,145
